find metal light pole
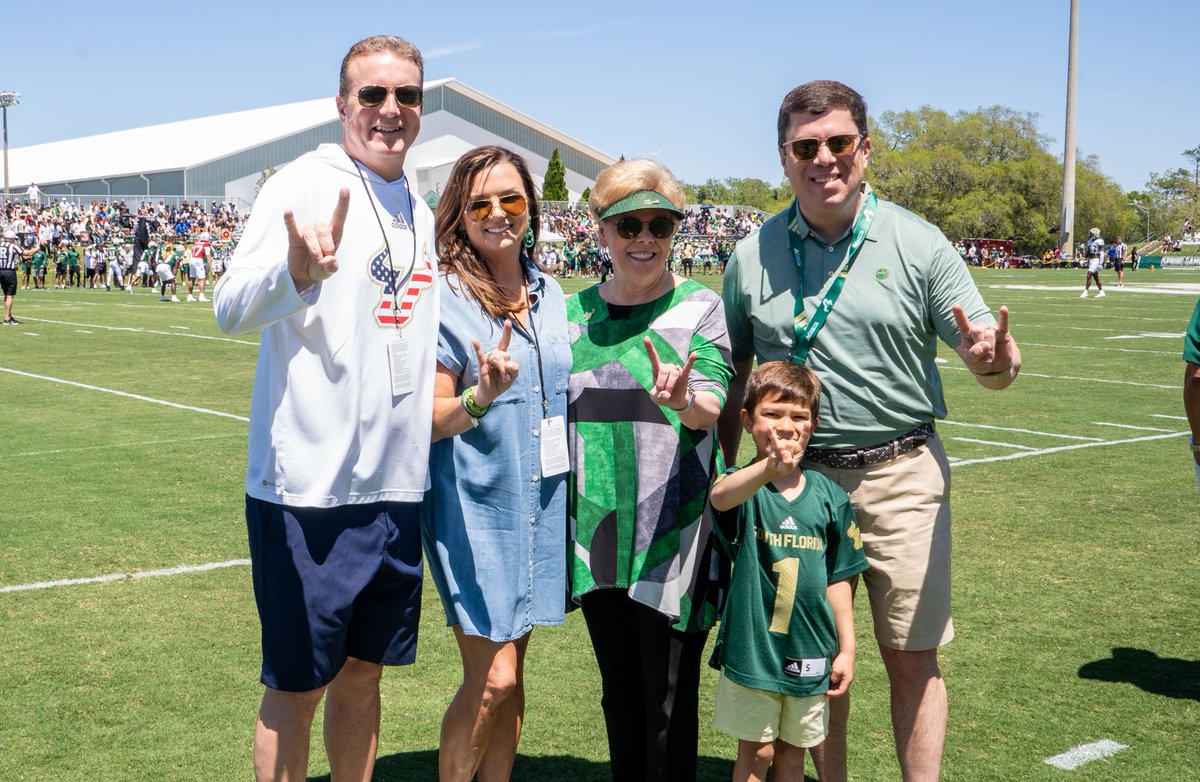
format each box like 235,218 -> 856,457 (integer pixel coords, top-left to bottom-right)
1059,0 -> 1079,259
0,91 -> 20,200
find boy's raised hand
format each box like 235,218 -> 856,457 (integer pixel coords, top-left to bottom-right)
764,426 -> 802,477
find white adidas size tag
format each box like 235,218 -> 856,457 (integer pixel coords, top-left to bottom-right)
784,657 -> 827,678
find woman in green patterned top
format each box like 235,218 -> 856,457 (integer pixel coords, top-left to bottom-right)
567,159 -> 734,782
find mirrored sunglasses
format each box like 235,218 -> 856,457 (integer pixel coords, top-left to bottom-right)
467,193 -> 528,222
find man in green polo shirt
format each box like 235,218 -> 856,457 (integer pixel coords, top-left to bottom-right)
1184,299 -> 1200,490
719,80 -> 1022,782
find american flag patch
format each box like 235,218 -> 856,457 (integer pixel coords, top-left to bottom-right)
370,244 -> 434,328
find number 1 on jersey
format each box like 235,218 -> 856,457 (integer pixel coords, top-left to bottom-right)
769,557 -> 798,635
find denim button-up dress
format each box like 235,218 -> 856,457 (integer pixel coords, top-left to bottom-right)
421,260 -> 570,641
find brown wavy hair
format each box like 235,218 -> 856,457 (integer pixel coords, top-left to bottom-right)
435,146 -> 543,320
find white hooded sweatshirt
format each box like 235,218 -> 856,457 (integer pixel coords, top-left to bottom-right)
214,144 -> 438,507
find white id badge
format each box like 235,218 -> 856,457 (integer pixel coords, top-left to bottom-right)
540,415 -> 569,477
387,335 -> 414,396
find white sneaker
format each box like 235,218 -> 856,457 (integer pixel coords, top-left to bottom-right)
187,295 -> 196,302
170,295 -> 181,302
159,296 -> 168,302
198,294 -> 208,302
1096,290 -> 1106,298
1080,290 -> 1088,298
125,286 -> 133,292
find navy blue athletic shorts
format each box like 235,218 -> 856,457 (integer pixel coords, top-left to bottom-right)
245,496 -> 423,692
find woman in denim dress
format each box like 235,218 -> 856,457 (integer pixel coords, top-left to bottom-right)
422,146 -> 570,782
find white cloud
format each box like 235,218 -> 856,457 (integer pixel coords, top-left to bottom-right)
424,41 -> 485,59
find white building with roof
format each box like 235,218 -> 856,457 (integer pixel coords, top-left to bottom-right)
6,78 -> 613,209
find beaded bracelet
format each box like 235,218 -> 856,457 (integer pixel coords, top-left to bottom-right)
461,385 -> 490,419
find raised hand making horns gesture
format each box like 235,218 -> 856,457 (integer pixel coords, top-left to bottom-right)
471,320 -> 520,407
284,188 -> 351,285
644,336 -> 698,411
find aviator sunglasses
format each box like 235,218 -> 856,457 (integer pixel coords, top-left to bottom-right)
613,215 -> 678,240
782,133 -> 864,161
355,85 -> 424,108
467,193 -> 528,222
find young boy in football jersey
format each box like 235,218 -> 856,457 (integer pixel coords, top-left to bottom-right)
708,361 -> 867,782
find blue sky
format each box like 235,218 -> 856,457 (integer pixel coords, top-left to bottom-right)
5,0 -> 1195,194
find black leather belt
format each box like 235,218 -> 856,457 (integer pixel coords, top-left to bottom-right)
803,423 -> 935,469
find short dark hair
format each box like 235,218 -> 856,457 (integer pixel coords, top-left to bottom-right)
777,80 -> 869,147
339,35 -> 424,96
742,361 -> 821,419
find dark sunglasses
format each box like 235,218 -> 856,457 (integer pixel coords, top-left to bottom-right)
467,193 -> 528,222
613,215 -> 678,240
355,85 -> 424,108
782,133 -> 863,161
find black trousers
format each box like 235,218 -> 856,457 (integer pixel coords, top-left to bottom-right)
580,589 -> 709,782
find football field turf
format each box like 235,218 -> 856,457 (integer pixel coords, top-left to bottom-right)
2,267 -> 1197,780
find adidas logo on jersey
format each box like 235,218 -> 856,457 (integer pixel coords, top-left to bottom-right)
391,212 -> 411,231
779,516 -> 798,531
784,660 -> 803,675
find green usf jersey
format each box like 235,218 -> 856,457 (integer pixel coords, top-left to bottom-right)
32,250 -> 47,270
710,467 -> 868,696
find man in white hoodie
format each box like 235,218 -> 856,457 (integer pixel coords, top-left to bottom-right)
213,35 -> 438,782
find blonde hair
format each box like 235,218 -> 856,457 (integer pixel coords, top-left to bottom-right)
588,159 -> 685,221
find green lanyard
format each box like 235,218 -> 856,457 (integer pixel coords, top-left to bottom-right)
787,189 -> 878,365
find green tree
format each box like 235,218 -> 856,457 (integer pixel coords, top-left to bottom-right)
543,148 -> 568,202
681,176 -> 790,214
580,187 -> 591,202
869,105 -> 1126,254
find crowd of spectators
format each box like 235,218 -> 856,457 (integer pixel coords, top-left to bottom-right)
536,204 -> 764,277
0,195 -> 767,287
0,196 -> 246,290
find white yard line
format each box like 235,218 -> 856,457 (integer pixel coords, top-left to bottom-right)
12,433 -> 243,458
16,317 -> 256,345
950,437 -> 1039,451
942,364 -> 1177,389
1044,739 -> 1128,770
0,367 -> 249,422
1016,341 -> 1178,356
0,559 -> 251,594
951,431 -> 1184,467
940,420 -> 1103,441
1091,421 -> 1176,432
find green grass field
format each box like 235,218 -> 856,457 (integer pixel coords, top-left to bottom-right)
2,267 -> 1198,781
